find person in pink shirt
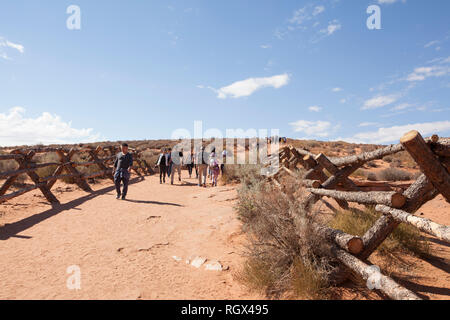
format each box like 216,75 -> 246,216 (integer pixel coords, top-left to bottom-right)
209,157 -> 220,187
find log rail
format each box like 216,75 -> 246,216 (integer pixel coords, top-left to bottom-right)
0,145 -> 151,205
265,130 -> 449,300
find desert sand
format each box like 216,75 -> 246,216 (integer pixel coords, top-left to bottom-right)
0,173 -> 448,300
0,175 -> 260,300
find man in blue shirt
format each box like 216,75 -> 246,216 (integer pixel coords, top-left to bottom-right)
112,143 -> 133,200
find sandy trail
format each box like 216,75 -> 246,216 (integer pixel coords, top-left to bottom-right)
0,175 -> 260,300
0,173 -> 449,300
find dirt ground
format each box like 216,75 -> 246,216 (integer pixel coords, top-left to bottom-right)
0,173 -> 449,300
0,175 -> 261,300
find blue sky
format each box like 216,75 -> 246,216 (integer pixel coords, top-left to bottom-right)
0,0 -> 449,146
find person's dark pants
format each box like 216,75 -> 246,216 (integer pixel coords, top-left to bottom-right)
195,165 -> 198,178
167,163 -> 172,177
159,165 -> 167,183
114,169 -> 130,198
220,164 -> 225,175
187,164 -> 193,176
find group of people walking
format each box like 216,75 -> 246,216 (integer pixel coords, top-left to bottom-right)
155,146 -> 226,187
112,143 -> 228,200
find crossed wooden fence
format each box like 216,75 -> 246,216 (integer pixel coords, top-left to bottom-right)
1,133 -> 448,299
0,145 -> 153,205
265,130 -> 450,300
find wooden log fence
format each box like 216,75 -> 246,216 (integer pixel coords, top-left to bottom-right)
263,130 -> 450,300
2,132 -> 448,299
0,145 -> 152,205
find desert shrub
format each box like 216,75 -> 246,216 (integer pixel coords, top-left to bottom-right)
366,161 -> 378,168
0,152 -> 25,185
383,156 -> 393,163
350,169 -> 367,179
0,159 -> 17,175
291,257 -> 329,299
390,151 -> 417,169
235,174 -> 336,299
389,159 -> 403,168
221,164 -> 264,187
367,172 -> 378,181
378,168 -> 412,181
33,151 -> 109,184
329,208 -> 429,257
411,171 -> 422,180
360,145 -> 376,153
34,152 -> 59,181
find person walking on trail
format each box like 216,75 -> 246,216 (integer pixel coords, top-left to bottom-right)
208,148 -> 216,183
196,146 -> 209,187
167,148 -> 173,178
156,148 -> 169,184
170,149 -> 183,185
221,150 -> 227,176
193,148 -> 199,179
113,143 -> 133,200
210,157 -> 220,187
185,150 -> 194,178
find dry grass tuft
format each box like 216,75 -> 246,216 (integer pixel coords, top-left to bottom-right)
329,208 -> 429,257
234,168 -> 336,299
377,168 -> 412,181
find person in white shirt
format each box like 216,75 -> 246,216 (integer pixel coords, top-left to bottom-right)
170,150 -> 183,185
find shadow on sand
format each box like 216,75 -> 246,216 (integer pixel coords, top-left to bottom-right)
0,177 -> 154,240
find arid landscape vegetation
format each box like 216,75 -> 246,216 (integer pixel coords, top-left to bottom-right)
0,132 -> 448,300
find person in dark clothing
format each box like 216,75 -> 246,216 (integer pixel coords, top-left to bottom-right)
113,143 -> 133,200
156,148 -> 169,184
167,148 -> 173,178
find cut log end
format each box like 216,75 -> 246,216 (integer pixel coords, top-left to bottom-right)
400,130 -> 419,144
311,180 -> 321,188
391,193 -> 406,208
347,238 -> 364,255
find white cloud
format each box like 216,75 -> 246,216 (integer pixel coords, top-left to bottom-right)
0,52 -> 10,60
424,40 -> 439,48
260,44 -> 272,49
406,65 -> 450,81
313,6 -> 325,16
289,120 -> 332,137
308,106 -> 322,112
0,107 -> 102,147
0,37 -> 24,60
5,40 -> 24,53
377,0 -> 406,4
340,121 -> 450,144
289,7 -> 309,25
358,122 -> 381,127
216,73 -> 290,99
390,103 -> 411,111
362,94 -> 399,110
340,98 -> 347,104
320,20 -> 341,36
332,87 -> 342,92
